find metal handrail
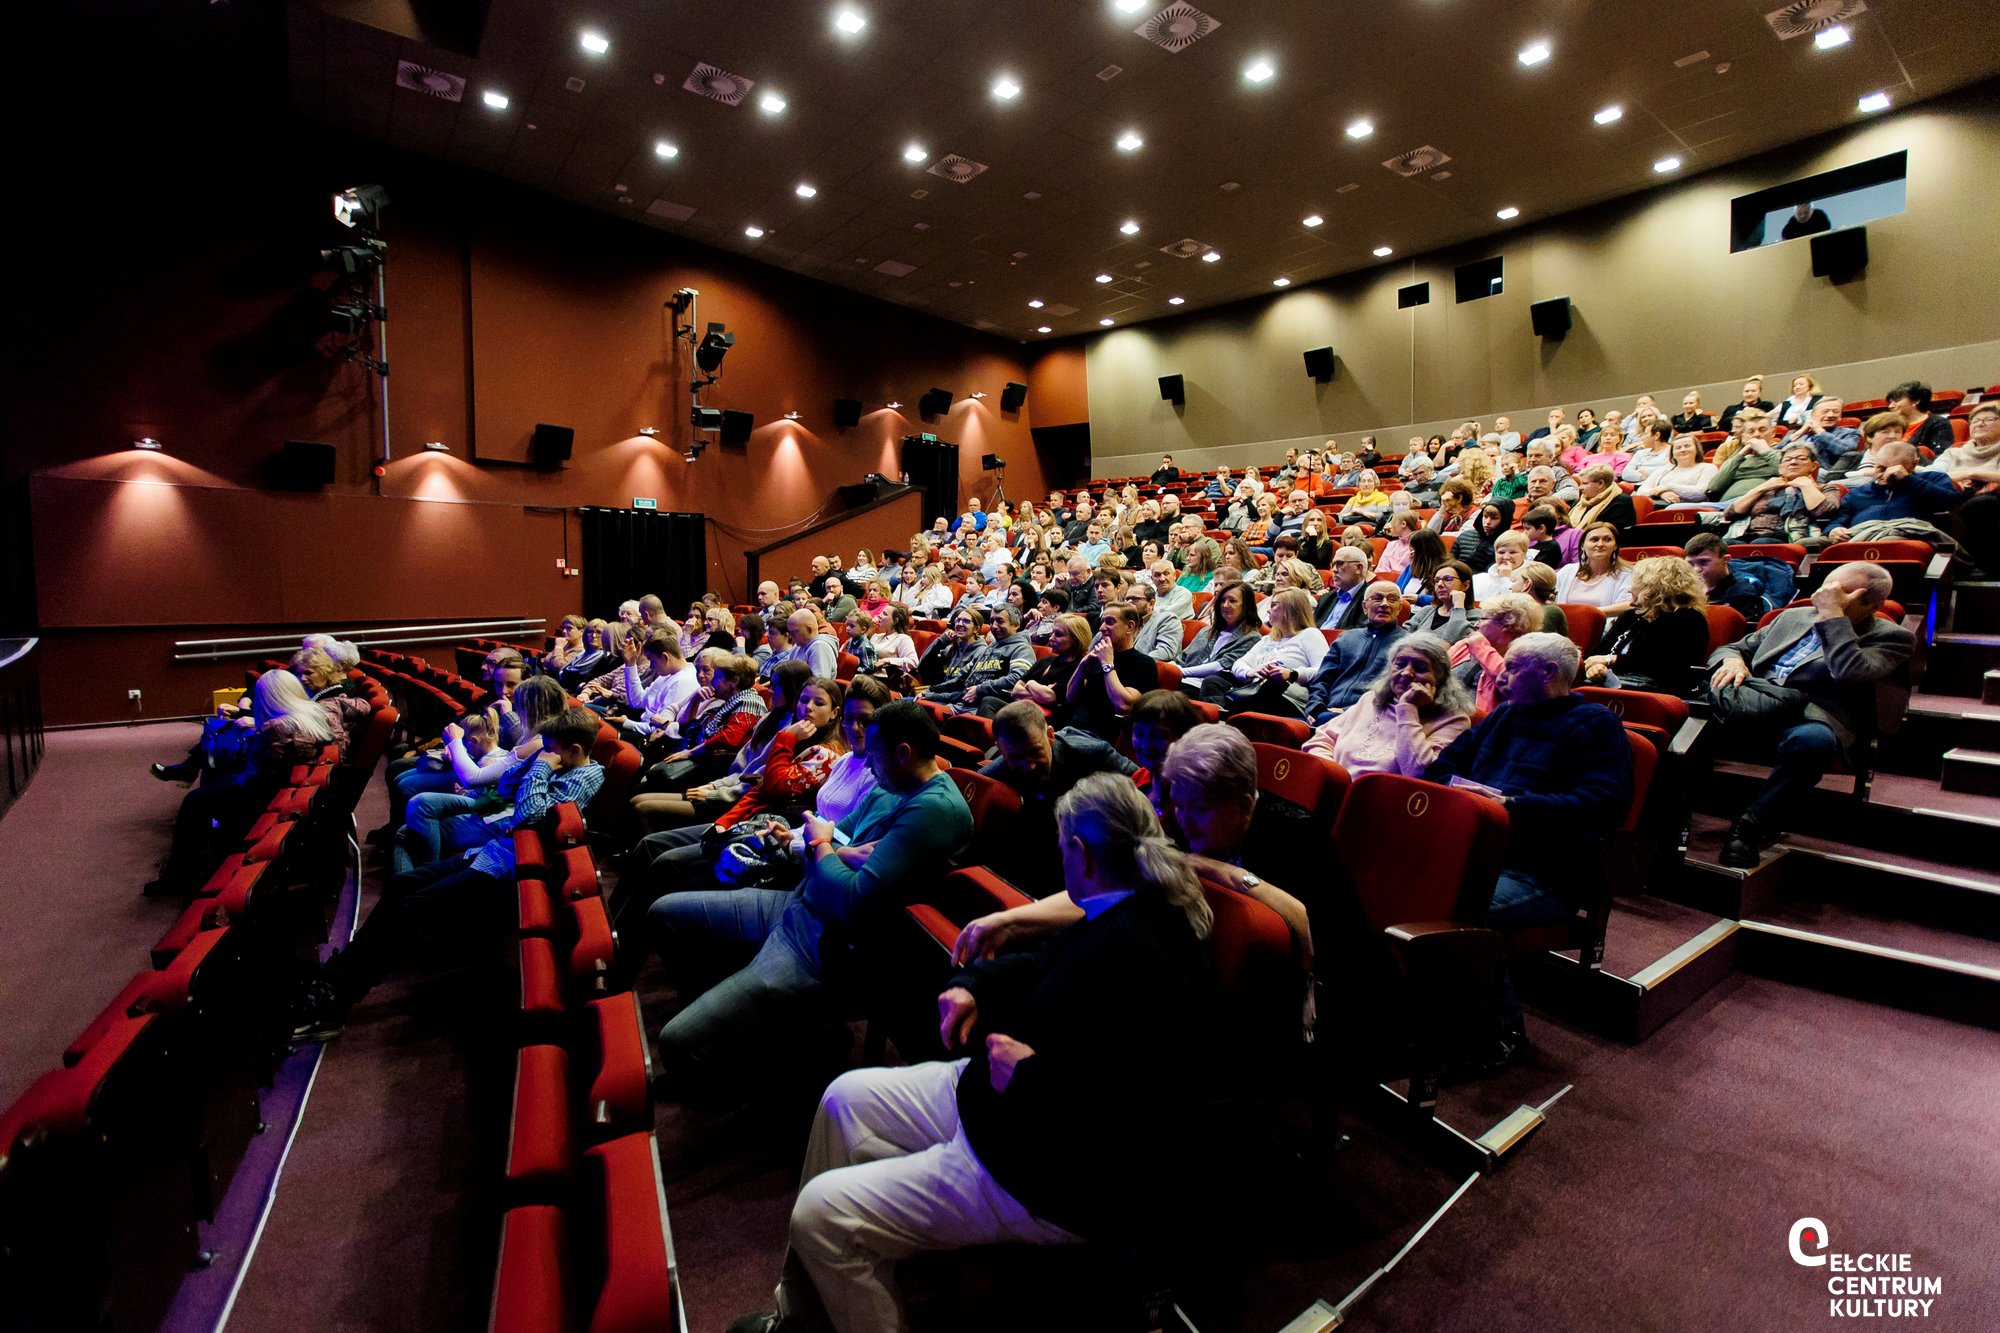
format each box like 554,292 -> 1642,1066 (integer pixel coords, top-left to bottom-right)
173,618 -> 546,664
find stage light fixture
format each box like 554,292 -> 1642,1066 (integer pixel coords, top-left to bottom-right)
320,242 -> 385,275
333,184 -> 389,230
695,322 -> 736,374
692,406 -> 723,431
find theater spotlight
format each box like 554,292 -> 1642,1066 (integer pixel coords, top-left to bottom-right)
328,301 -> 371,336
320,240 -> 385,275
332,184 -> 390,231
695,322 -> 735,374
692,406 -> 724,432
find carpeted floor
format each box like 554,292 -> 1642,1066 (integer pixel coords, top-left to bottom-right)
0,721 -> 204,1106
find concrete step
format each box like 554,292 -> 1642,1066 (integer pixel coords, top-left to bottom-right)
1987,669 -> 2000,705
1884,693 -> 2000,774
1735,907 -> 2000,1032
1941,746 -> 2000,796
1924,633 -> 2000,697
1945,579 -> 2000,631
1700,762 -> 2000,871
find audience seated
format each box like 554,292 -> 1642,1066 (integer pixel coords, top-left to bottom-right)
395,677 -> 566,876
1057,603 -> 1159,743
648,701 -> 972,1085
1718,442 -> 1837,543
1447,592 -> 1541,714
1705,561 -> 1914,867
979,703 -> 1140,889
1424,633 -> 1632,1074
1826,439 -> 1962,543
1305,632 -> 1473,776
1554,522 -> 1636,615
1302,582 -> 1409,725
924,605 -> 1034,713
632,664 -> 805,832
1581,557 -> 1710,694
1125,577 -> 1184,663
1213,588 -> 1326,714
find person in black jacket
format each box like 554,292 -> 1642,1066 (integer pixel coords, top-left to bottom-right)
1884,380 -> 1957,457
979,703 -> 1140,889
1717,376 -> 1776,434
1582,557 -> 1711,694
741,775 -> 1219,1333
1150,454 -> 1181,483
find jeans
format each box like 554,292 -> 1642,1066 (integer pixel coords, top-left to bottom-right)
610,824 -> 715,941
649,889 -> 820,1074
1487,869 -> 1572,1029
386,762 -> 457,831
393,791 -> 491,877
330,853 -> 502,1003
1741,721 -> 1841,835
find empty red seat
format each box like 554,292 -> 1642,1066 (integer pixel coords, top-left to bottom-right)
1226,712 -> 1311,749
520,938 -> 565,1025
1250,742 -> 1347,829
490,1204 -> 574,1333
506,1045 -> 576,1200
1557,603 -> 1607,655
568,898 -> 617,988
943,768 -> 1022,869
584,1134 -> 683,1333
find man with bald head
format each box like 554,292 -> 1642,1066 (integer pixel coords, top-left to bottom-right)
1301,581 -> 1408,724
1825,440 -> 1961,541
1707,562 -> 1914,866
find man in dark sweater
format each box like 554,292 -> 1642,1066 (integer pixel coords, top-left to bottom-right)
1302,582 -> 1408,723
1424,632 -> 1632,1074
980,702 -> 1140,890
740,776 -> 1218,1333
651,701 -> 972,1084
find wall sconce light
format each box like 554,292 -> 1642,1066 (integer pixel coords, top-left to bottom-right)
132,437 -> 163,451
969,391 -> 987,400
423,441 -> 451,453
637,426 -> 662,437
885,400 -> 903,410
783,410 -> 802,421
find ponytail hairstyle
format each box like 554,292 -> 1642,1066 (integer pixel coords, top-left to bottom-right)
1055,774 -> 1212,940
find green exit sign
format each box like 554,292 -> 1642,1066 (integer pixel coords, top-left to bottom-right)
633,498 -> 658,509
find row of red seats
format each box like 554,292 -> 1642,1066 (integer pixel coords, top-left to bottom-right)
492,809 -> 686,1333
0,677 -> 400,1332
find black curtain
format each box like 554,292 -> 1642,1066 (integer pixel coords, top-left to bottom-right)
578,507 -> 707,621
900,438 -> 960,530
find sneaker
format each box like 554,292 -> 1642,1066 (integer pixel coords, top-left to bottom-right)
150,762 -> 196,788
290,980 -> 349,1044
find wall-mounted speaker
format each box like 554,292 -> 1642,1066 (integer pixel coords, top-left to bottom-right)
274,439 -> 336,490
1302,346 -> 1336,382
832,397 -> 863,429
719,410 -> 754,447
1530,296 -> 1572,339
1000,381 -> 1027,412
1158,373 -> 1185,406
919,387 -> 954,419
1811,226 -> 1868,283
531,423 -> 574,469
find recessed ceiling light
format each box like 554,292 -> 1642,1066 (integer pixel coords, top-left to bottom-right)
483,90 -> 510,110
992,76 -> 1021,101
1496,206 -> 1520,220
1095,273 -> 1115,283
760,91 -> 787,114
1036,325 -> 1053,333
795,182 -> 817,198
745,225 -> 765,238
1120,219 -> 1140,235
903,143 -> 927,163
1028,299 -> 1045,309
1594,104 -> 1623,126
1345,118 -> 1373,140
579,30 -> 609,55
1099,318 -> 1115,326
1272,277 -> 1291,288
1653,156 -> 1682,173
1302,214 -> 1324,228
1114,0 -> 1146,12
1517,41 -> 1551,67
1372,245 -> 1393,257
1815,25 -> 1851,50
654,140 -> 678,159
1858,90 -> 1891,113
1116,130 -> 1144,152
1244,58 -> 1275,84
1167,296 -> 1185,305
1201,250 -> 1221,263
834,7 -> 867,36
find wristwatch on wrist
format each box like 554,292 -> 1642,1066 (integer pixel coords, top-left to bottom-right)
1239,869 -> 1263,891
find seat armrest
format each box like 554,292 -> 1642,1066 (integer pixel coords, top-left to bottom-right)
1670,716 -> 1705,759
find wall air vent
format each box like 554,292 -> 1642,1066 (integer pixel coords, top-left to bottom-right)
683,63 -> 755,105
1135,3 -> 1221,52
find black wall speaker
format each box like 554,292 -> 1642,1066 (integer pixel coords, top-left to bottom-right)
275,439 -> 336,490
531,423 -> 574,468
1158,373 -> 1185,406
719,410 -> 754,447
1000,381 -> 1027,412
919,387 -> 954,418
832,397 -> 863,429
1811,226 -> 1869,283
1302,346 -> 1336,382
1530,296 -> 1572,339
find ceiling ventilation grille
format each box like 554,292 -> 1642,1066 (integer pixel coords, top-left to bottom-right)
645,199 -> 695,223
1382,146 -> 1452,177
874,260 -> 917,277
928,154 -> 989,183
1097,65 -> 1124,81
1765,0 -> 1866,39
1135,3 -> 1221,53
1158,237 -> 1212,259
1045,303 -> 1079,317
396,61 -> 464,101
683,63 -> 755,105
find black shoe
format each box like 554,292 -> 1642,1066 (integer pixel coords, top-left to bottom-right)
141,875 -> 186,898
364,823 -> 398,847
290,979 -> 349,1044
726,1314 -> 802,1333
1446,1022 -> 1528,1083
150,762 -> 196,787
1720,820 -> 1775,869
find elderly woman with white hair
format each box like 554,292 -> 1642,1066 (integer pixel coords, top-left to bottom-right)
1448,592 -> 1542,715
1305,633 -> 1474,777
733,774 -> 1223,1333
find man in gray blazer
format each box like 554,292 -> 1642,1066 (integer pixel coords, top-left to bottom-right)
1126,579 -> 1184,663
1705,561 -> 1913,867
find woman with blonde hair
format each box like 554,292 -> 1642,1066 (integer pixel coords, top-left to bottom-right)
1583,557 -> 1710,693
990,613 -> 1093,716
1297,507 -> 1334,569
1447,592 -> 1541,714
1176,538 -> 1218,593
1511,559 -> 1569,638
1220,586 -> 1328,709
545,614 -> 590,673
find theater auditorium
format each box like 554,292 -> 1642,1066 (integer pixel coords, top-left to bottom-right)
3,1 -> 1999,1330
